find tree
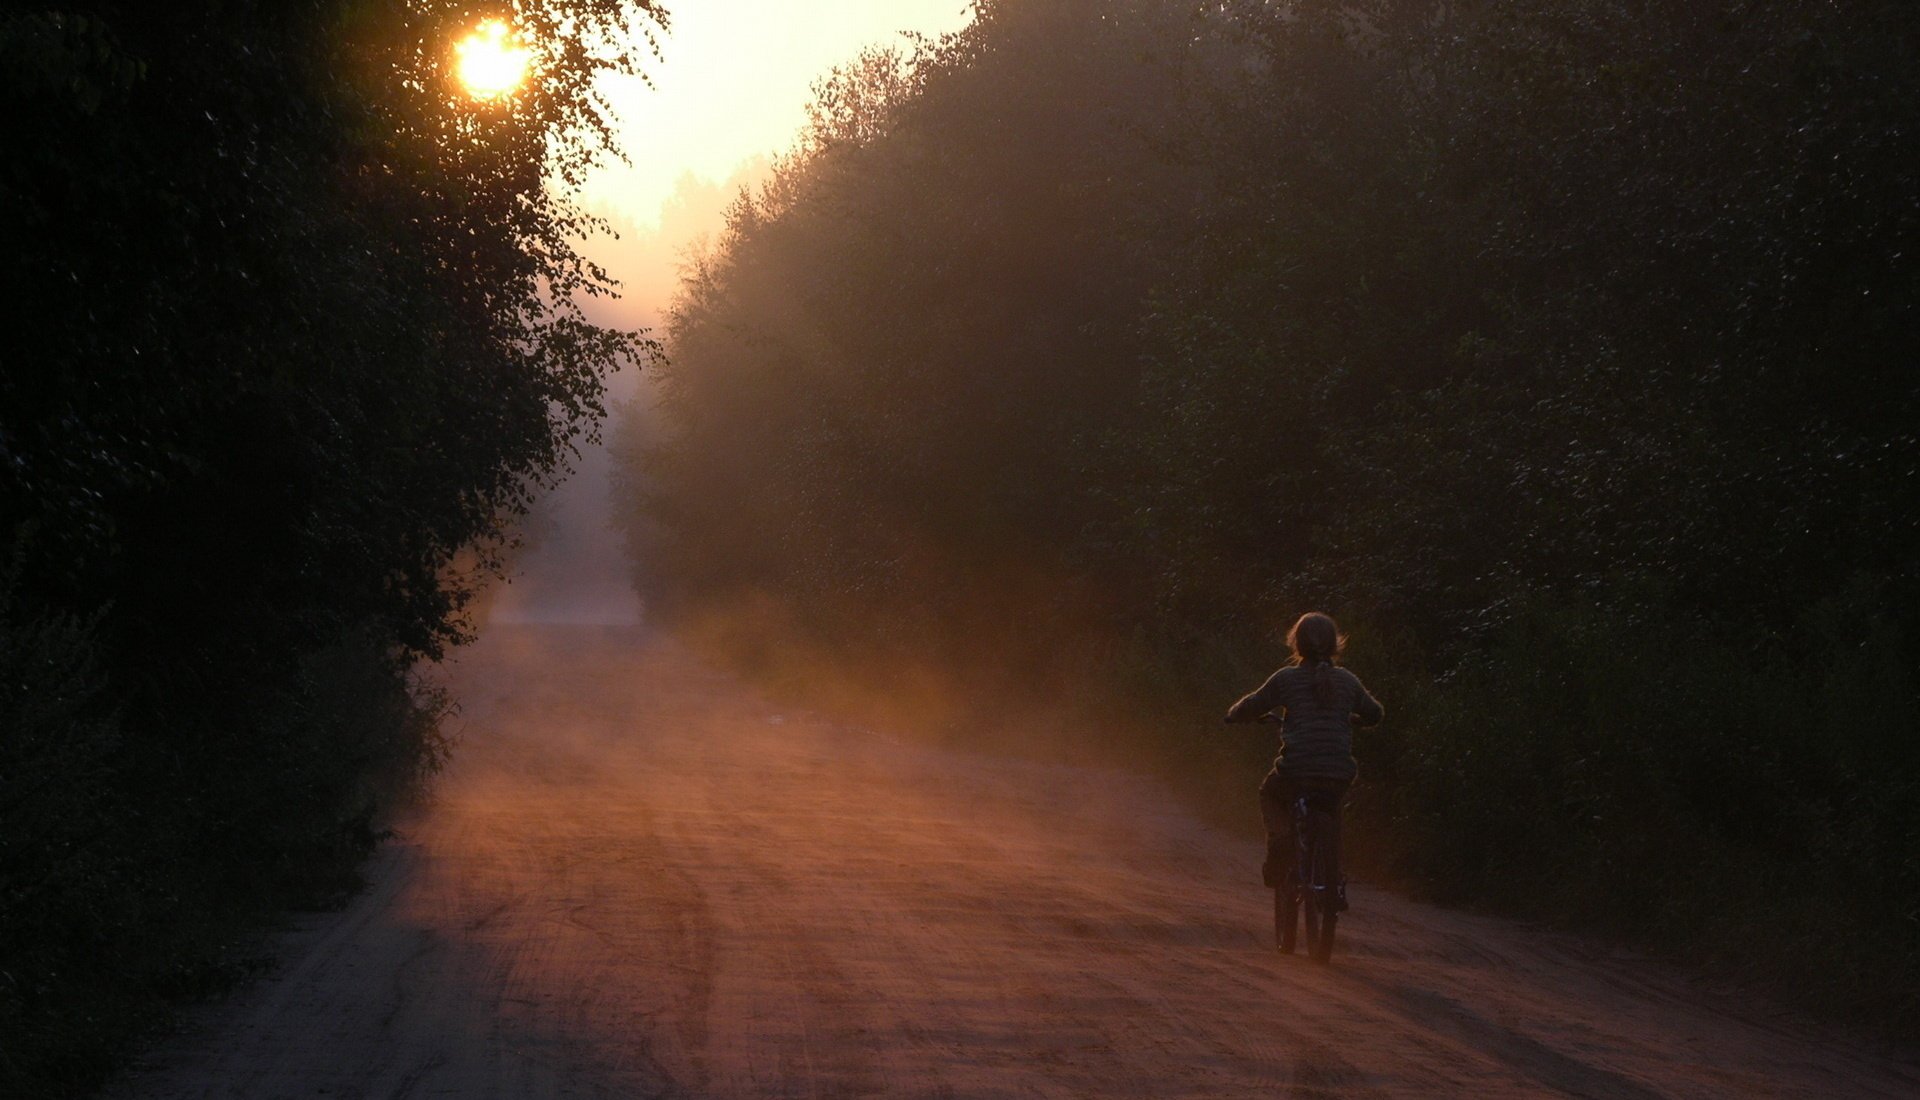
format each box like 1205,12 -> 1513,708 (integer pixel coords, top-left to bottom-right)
0,1 -> 666,1089
626,0 -> 1920,1026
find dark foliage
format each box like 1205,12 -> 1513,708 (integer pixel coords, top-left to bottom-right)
629,0 -> 1920,1027
0,1 -> 660,1091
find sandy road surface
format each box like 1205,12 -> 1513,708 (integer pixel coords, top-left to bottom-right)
114,625 -> 1919,1098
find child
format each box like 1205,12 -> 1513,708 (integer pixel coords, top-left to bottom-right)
1224,612 -> 1384,901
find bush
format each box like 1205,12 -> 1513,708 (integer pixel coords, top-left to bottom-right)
0,573 -> 452,1095
1384,580 -> 1918,1020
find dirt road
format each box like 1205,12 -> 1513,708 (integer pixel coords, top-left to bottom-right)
113,625 -> 1918,1098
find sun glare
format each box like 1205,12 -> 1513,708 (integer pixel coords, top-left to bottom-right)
456,20 -> 532,101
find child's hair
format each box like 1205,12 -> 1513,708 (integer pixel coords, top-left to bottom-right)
1286,612 -> 1345,707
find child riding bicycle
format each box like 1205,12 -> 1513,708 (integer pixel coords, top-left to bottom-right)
1223,612 -> 1384,906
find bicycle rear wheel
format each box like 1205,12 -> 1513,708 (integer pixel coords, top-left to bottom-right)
1301,884 -> 1322,957
1310,900 -> 1337,963
1274,880 -> 1298,953
1304,811 -> 1338,963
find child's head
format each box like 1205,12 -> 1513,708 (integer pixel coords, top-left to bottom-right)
1286,611 -> 1343,665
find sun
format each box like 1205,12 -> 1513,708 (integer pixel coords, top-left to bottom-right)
455,20 -> 532,101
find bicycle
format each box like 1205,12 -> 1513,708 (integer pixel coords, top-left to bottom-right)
1274,787 -> 1341,962
1240,712 -> 1345,962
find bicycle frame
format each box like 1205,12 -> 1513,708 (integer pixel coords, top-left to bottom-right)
1292,795 -> 1326,901
1278,791 -> 1340,961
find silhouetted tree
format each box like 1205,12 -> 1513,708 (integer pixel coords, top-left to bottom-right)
0,1 -> 664,1089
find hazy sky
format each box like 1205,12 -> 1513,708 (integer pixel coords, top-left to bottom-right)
586,1 -> 971,227
571,0 -> 975,327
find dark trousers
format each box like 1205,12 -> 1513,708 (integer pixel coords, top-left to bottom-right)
1259,770 -> 1350,886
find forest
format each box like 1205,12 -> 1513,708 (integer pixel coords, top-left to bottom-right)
626,0 -> 1920,1029
0,1 -> 660,1092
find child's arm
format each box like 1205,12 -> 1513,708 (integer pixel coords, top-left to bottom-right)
1224,669 -> 1287,723
1351,675 -> 1385,727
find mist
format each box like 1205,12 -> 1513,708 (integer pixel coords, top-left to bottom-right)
483,428 -> 644,627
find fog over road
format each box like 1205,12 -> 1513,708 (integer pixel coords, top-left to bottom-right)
114,625 -> 1918,1098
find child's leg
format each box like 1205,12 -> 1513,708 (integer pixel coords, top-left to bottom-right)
1257,770 -> 1292,886
1258,769 -> 1290,836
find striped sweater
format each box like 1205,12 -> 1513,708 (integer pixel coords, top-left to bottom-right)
1226,663 -> 1384,780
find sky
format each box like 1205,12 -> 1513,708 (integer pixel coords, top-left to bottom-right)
570,0 -> 978,331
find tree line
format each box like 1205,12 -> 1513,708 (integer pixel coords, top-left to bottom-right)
626,0 -> 1918,1027
0,1 -> 660,1091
